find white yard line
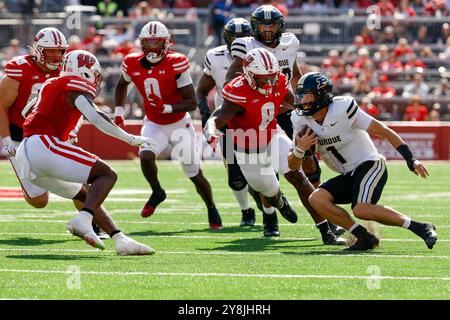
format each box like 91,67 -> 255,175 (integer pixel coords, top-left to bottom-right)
0,268 -> 448,281
0,247 -> 448,260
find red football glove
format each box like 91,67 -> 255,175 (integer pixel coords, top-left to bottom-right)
148,93 -> 165,113
114,106 -> 125,127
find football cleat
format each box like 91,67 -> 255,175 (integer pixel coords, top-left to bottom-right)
141,189 -> 166,218
114,233 -> 155,256
421,223 -> 438,249
328,222 -> 346,237
278,194 -> 298,223
343,233 -> 379,251
263,212 -> 280,237
208,207 -> 223,230
240,208 -> 256,226
67,212 -> 105,250
92,222 -> 109,240
321,229 -> 347,246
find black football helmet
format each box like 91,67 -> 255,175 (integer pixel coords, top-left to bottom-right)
251,5 -> 284,47
295,72 -> 334,116
223,18 -> 252,51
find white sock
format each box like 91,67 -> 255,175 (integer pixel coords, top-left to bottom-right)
348,223 -> 360,233
402,217 -> 411,229
316,220 -> 328,227
232,186 -> 250,210
79,210 -> 93,222
112,232 -> 125,241
263,206 -> 275,215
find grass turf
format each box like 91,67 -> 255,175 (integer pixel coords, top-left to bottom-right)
0,160 -> 448,299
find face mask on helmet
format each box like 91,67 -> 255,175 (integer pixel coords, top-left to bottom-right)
295,92 -> 322,116
141,38 -> 168,63
255,22 -> 279,45
252,72 -> 279,95
40,48 -> 66,70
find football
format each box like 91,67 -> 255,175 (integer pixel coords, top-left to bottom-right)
298,126 -> 317,156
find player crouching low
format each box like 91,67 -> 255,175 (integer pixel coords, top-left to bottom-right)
17,50 -> 156,255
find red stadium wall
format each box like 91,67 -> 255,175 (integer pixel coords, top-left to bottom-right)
73,121 -> 450,160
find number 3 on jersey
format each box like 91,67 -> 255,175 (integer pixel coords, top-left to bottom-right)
144,78 -> 162,98
259,102 -> 275,130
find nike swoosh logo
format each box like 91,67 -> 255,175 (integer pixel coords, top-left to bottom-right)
330,122 -> 338,126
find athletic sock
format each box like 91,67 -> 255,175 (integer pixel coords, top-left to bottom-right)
316,220 -> 329,233
263,206 -> 275,215
408,220 -> 426,236
232,186 -> 250,210
402,217 -> 411,229
349,223 -> 369,238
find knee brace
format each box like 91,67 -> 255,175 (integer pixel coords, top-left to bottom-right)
227,163 -> 248,191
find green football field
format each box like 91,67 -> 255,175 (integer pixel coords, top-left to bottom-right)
0,160 -> 448,300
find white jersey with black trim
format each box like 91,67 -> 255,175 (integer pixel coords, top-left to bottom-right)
203,45 -> 231,107
291,96 -> 382,174
230,33 -> 300,89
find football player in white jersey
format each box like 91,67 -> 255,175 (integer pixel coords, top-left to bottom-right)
289,72 -> 437,251
196,18 -> 263,227
224,5 -> 345,240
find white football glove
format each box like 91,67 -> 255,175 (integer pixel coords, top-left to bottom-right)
1,137 -> 17,157
66,129 -> 78,144
204,118 -> 222,152
128,134 -> 157,148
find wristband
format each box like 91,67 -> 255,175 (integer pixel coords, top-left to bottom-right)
2,136 -> 12,145
396,143 -> 416,171
163,104 -> 173,113
293,146 -> 305,159
114,106 -> 124,117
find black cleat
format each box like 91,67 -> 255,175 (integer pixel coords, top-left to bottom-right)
278,195 -> 297,223
421,223 -> 438,249
328,222 -> 346,237
92,222 -> 109,240
321,229 -> 346,246
141,189 -> 167,218
208,207 -> 223,230
240,208 -> 256,226
263,212 -> 279,237
344,233 -> 379,251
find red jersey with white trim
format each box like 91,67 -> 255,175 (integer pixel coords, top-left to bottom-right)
122,51 -> 190,125
5,55 -> 60,128
23,76 -> 97,141
222,73 -> 288,152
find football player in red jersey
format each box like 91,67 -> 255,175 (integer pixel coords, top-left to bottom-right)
18,50 -> 156,255
114,21 -> 223,229
206,48 -> 346,244
0,27 -> 67,208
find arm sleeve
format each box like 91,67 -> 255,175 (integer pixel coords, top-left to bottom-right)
176,70 -> 193,88
74,95 -> 131,144
230,38 -> 247,59
21,97 -> 36,118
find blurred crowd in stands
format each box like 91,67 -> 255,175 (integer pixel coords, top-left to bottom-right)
0,0 -> 449,121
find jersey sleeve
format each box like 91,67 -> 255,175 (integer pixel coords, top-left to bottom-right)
66,78 -> 97,99
221,81 -> 247,107
121,59 -> 132,83
5,58 -> 26,81
203,50 -> 213,76
172,54 -> 190,75
230,37 -> 248,59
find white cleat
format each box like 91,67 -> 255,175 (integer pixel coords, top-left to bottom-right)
67,212 -> 105,250
114,233 -> 155,256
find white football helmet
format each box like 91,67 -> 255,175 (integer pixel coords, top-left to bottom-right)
243,48 -> 280,95
139,21 -> 170,63
61,50 -> 102,95
31,27 -> 68,70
